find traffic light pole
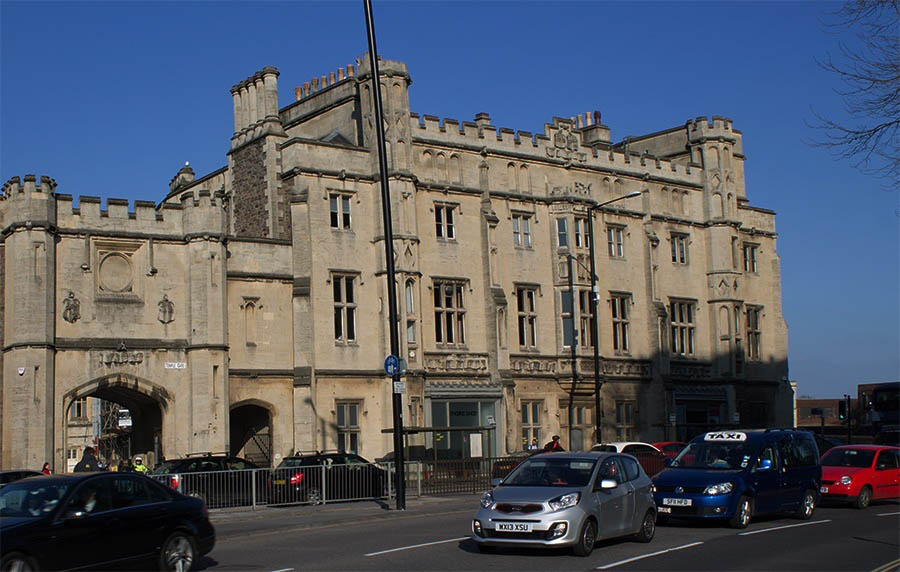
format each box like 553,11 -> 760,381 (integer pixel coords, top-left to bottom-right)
844,394 -> 852,445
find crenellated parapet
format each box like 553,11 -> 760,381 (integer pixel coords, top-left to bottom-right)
687,116 -> 742,151
0,174 -> 58,231
178,188 -> 227,238
231,66 -> 285,149
51,187 -> 227,240
410,112 -> 705,187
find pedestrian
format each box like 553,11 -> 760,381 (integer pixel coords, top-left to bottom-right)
132,456 -> 149,474
41,462 -> 51,474
72,446 -> 101,473
543,435 -> 565,452
528,438 -> 539,451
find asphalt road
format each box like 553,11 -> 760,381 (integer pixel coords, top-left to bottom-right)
200,496 -> 900,572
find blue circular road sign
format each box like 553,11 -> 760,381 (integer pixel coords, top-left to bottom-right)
384,354 -> 400,376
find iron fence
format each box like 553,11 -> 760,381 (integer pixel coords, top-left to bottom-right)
147,453 -> 663,509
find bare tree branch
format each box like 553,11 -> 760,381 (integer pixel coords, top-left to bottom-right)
809,0 -> 900,189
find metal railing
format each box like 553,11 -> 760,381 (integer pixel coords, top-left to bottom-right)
148,453 -> 664,509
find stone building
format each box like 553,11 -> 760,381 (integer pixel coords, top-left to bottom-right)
0,55 -> 793,470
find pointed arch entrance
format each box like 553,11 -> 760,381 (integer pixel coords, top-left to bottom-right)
230,401 -> 272,467
63,374 -> 172,470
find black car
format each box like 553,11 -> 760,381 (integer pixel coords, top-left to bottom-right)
0,470 -> 44,489
268,452 -> 389,504
0,472 -> 214,571
151,454 -> 262,509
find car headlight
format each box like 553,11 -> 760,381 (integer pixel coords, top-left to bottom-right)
548,492 -> 580,511
480,491 -> 494,508
650,483 -> 657,494
703,482 -> 734,495
840,475 -> 852,485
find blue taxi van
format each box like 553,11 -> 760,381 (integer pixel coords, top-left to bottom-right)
651,429 -> 821,528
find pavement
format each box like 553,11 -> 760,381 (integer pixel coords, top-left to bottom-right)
209,494 -> 479,540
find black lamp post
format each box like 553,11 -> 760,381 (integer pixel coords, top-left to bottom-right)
363,0 -> 405,510
584,191 -> 641,445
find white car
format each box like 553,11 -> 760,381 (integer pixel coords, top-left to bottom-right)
591,442 -> 662,455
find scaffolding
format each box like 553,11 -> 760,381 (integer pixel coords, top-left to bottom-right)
97,400 -> 131,465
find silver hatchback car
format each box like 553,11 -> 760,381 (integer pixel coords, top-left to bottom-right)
472,452 -> 656,556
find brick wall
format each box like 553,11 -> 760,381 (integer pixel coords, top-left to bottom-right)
232,140 -> 269,238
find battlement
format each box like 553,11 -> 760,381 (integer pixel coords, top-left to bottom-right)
409,111 -> 704,186
354,53 -> 410,82
687,115 -> 736,142
2,174 -> 57,199
49,186 -> 225,238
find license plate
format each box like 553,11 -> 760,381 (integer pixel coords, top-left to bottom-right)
274,479 -> 286,485
820,486 -> 828,494
496,522 -> 533,532
662,498 -> 692,506
658,506 -> 672,513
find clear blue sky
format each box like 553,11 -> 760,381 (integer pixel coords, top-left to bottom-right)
2,1 -> 897,398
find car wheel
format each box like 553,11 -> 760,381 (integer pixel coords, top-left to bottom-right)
854,486 -> 872,510
572,519 -> 597,557
1,553 -> 37,572
796,489 -> 816,520
158,531 -> 197,572
305,486 -> 324,505
729,496 -> 752,529
634,510 -> 656,543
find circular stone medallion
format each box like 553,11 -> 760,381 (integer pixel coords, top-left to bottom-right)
99,252 -> 133,292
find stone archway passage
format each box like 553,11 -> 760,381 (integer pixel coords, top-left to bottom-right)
230,404 -> 272,467
68,376 -> 165,469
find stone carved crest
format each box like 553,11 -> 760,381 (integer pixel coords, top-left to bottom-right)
157,295 -> 175,324
546,123 -> 587,163
62,291 -> 81,323
553,123 -> 579,151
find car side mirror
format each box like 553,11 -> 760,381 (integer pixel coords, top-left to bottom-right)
757,459 -> 772,471
599,479 -> 618,490
664,458 -> 674,467
490,478 -> 502,488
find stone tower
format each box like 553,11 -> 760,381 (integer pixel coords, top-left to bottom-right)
229,66 -> 289,239
689,117 -> 745,378
1,175 -> 58,469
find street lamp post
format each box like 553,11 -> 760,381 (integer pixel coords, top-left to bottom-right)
584,191 -> 641,445
566,254 -> 577,450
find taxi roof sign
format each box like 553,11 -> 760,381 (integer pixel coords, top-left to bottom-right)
704,431 -> 747,442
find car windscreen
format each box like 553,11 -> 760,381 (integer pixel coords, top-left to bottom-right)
821,448 -> 875,468
0,480 -> 71,518
671,441 -> 753,470
503,458 -> 596,487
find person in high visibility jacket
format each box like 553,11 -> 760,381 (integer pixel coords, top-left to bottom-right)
132,456 -> 149,474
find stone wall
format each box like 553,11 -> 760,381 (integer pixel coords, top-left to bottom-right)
232,140 -> 269,238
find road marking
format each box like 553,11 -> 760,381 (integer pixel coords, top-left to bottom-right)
269,569 -> 294,572
870,558 -> 900,572
876,511 -> 900,517
596,542 -> 704,569
738,519 -> 831,536
365,536 -> 469,556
